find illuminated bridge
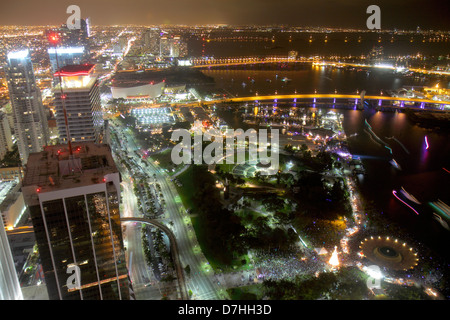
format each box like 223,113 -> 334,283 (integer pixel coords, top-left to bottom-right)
197,93 -> 450,111
190,56 -> 450,76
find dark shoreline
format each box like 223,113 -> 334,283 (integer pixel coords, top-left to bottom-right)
404,108 -> 450,131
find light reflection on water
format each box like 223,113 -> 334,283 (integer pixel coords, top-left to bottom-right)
210,66 -> 450,262
218,102 -> 450,260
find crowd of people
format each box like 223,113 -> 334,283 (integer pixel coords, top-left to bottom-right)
252,249 -> 326,281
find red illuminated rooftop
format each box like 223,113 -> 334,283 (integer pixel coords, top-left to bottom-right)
54,64 -> 95,77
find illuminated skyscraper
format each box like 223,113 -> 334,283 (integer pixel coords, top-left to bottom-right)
46,19 -> 91,55
52,64 -> 103,144
159,35 -> 187,58
144,28 -> 160,54
47,47 -> 86,74
0,222 -> 23,300
21,142 -> 132,300
5,49 -> 49,165
0,111 -> 13,159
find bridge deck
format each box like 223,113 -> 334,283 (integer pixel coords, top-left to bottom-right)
201,94 -> 450,107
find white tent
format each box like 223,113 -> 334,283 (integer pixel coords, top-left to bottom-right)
315,247 -> 328,255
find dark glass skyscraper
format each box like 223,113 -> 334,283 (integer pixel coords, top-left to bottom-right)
21,143 -> 132,300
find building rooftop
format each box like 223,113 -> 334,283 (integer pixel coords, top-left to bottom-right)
53,64 -> 95,77
52,76 -> 97,91
22,143 -> 118,205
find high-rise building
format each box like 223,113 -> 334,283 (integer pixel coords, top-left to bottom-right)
46,19 -> 91,55
21,142 -> 131,300
5,49 -> 49,165
52,64 -> 103,144
113,35 -> 128,56
159,35 -> 187,58
47,47 -> 86,74
0,101 -> 15,135
0,222 -> 23,300
0,110 -> 13,159
368,45 -> 384,63
144,28 -> 160,54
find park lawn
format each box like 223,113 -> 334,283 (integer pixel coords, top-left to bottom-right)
216,163 -> 235,174
150,148 -> 179,175
174,165 -> 196,210
177,166 -> 253,272
190,215 -> 223,271
235,208 -> 265,226
175,166 -> 228,270
227,284 -> 264,300
190,214 -> 253,273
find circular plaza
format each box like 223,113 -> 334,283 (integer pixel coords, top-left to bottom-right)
359,236 -> 419,271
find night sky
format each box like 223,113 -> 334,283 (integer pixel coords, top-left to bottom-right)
1,0 -> 449,29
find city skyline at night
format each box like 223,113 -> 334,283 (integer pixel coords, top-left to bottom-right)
0,0 -> 449,30
0,0 -> 449,311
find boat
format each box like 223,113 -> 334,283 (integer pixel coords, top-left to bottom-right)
433,213 -> 450,231
390,159 -> 402,170
430,200 -> 450,218
281,77 -> 292,82
428,200 -> 450,231
399,187 -> 421,204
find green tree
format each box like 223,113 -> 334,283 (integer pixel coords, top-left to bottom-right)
184,265 -> 191,277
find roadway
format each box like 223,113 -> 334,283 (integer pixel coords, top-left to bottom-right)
112,140 -> 164,299
111,121 -> 226,300
121,217 -> 188,300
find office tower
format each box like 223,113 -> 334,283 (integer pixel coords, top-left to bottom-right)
144,28 -> 160,54
47,47 -> 86,74
46,19 -> 91,61
0,111 -> 13,159
159,35 -> 187,58
5,50 -> 49,166
113,35 -> 128,55
53,64 -> 103,144
0,101 -> 15,135
368,45 -> 384,63
84,18 -> 91,38
21,142 -> 131,300
0,222 -> 23,300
